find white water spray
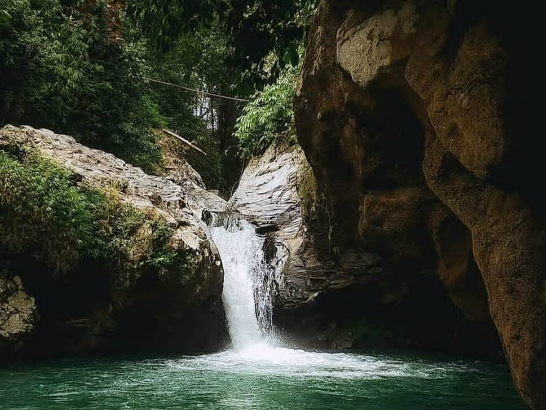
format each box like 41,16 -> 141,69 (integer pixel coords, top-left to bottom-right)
201,212 -> 484,391
209,214 -> 275,350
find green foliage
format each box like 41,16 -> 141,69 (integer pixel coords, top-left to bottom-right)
234,65 -> 298,159
126,0 -> 320,184
126,0 -> 216,51
222,0 -> 318,84
144,22 -> 234,188
89,187 -> 184,276
0,148 -> 186,277
0,150 -> 95,271
1,0 -> 320,189
0,0 -> 163,173
127,0 -> 319,86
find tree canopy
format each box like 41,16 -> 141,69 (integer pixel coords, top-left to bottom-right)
0,0 -> 318,192
127,0 -> 317,85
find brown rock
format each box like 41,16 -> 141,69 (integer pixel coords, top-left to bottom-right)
295,1 -> 544,407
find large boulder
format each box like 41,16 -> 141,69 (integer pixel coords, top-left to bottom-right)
0,125 -> 227,360
295,1 -> 544,408
229,139 -> 382,308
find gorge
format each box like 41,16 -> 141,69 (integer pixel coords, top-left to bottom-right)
1,0 -> 544,409
0,184 -> 526,410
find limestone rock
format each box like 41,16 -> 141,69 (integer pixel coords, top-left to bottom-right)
295,1 -> 544,408
229,140 -> 382,309
0,272 -> 39,359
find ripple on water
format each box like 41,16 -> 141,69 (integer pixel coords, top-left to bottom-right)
0,349 -> 526,410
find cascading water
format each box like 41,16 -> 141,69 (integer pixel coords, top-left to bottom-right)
142,212 -> 530,410
209,213 -> 276,350
0,218 -> 523,410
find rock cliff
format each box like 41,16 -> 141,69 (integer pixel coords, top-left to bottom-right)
232,138 -> 499,354
0,125 -> 227,361
294,1 -> 544,408
229,139 -> 382,309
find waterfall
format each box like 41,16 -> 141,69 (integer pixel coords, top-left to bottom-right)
209,213 -> 275,350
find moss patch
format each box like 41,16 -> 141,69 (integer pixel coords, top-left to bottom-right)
0,150 -> 95,272
296,162 -> 318,217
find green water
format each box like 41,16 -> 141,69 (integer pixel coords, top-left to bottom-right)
0,347 -> 525,410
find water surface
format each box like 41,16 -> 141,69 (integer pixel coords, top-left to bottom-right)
0,211 -> 525,409
0,346 -> 525,410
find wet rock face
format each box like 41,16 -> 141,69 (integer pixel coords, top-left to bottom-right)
0,272 -> 39,359
229,140 -> 382,309
0,125 -> 227,359
295,1 -> 544,408
230,139 -> 498,357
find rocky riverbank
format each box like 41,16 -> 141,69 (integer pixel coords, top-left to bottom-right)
0,125 -> 227,361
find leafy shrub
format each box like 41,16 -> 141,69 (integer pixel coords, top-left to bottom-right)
0,149 -> 185,277
89,187 -> 183,276
0,150 -> 95,271
234,65 -> 298,159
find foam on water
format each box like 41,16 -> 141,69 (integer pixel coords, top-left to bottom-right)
170,346 -> 478,380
